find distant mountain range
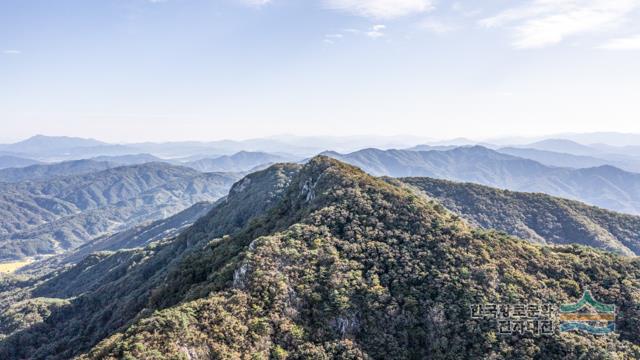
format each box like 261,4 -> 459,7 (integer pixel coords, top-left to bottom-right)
521,139 -> 602,156
0,152 -> 302,183
0,135 -> 106,153
89,153 -> 163,165
496,147 -> 640,173
183,151 -> 296,172
549,132 -> 640,148
1,134 -> 639,215
0,160 -> 116,183
3,133 -> 640,166
325,146 -> 640,214
0,135 -> 137,161
0,155 -> 42,170
0,163 -> 238,261
402,138 -> 640,174
0,135 -> 317,160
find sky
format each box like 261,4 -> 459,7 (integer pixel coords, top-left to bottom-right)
1,0 -> 640,143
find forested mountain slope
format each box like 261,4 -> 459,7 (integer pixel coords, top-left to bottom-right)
401,177 -> 640,256
0,157 -> 638,359
0,163 -> 238,260
325,147 -> 640,214
18,201 -> 218,276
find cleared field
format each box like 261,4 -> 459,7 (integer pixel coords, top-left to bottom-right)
0,259 -> 33,274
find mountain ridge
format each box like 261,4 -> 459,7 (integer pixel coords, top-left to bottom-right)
0,156 -> 42,170
400,176 -> 640,256
0,157 -> 638,359
324,147 -> 640,214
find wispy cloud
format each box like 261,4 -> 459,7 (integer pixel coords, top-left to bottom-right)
2,50 -> 21,55
323,33 -> 344,44
480,0 -> 640,49
451,2 -> 482,18
324,0 -> 435,19
419,18 -> 456,34
322,25 -> 386,44
599,33 -> 640,49
238,0 -> 272,7
367,24 -> 386,38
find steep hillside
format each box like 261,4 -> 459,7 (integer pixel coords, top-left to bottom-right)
0,159 -> 115,183
19,201 -> 218,276
401,177 -> 640,256
0,163 -> 238,260
325,147 -> 640,214
0,157 -> 638,359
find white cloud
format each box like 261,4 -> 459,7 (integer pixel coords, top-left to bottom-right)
3,50 -> 21,55
324,0 -> 435,19
419,18 -> 456,34
323,33 -> 345,45
324,25 -> 387,42
480,0 -> 640,49
238,0 -> 272,7
451,2 -> 482,18
599,33 -> 640,49
367,24 -> 386,38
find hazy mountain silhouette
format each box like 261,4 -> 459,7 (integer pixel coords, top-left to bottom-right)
323,147 -> 640,214
0,160 -> 115,183
497,147 -> 640,173
0,155 -> 42,170
183,151 -> 298,172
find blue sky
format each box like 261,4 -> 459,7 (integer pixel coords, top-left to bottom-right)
1,0 -> 640,142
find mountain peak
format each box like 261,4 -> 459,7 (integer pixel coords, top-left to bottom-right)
4,135 -> 107,155
296,155 -> 375,193
525,138 -> 599,156
21,134 -> 104,146
304,155 -> 353,172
